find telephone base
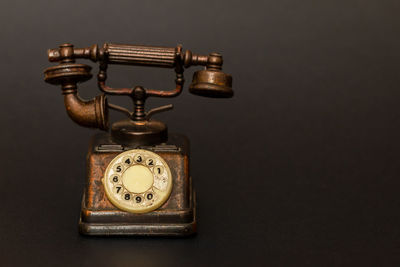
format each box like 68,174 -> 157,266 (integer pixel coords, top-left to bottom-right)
78,133 -> 196,236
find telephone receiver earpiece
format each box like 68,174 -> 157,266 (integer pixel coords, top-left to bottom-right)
188,53 -> 233,98
190,69 -> 233,98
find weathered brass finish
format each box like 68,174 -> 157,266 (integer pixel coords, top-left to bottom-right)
64,92 -> 108,130
43,41 -> 233,236
80,133 -> 195,236
190,69 -> 233,98
44,63 -> 92,85
44,42 -> 233,144
111,119 -> 167,146
44,45 -> 108,130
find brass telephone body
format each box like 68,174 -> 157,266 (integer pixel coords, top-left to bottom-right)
44,42 -> 233,236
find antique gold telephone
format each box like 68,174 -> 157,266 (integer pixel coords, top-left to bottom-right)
43,42 -> 233,236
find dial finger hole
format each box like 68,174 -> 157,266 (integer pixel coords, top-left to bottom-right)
123,193 -> 131,201
146,158 -> 155,166
146,192 -> 154,200
111,174 -> 120,183
113,185 -> 124,195
135,196 -> 142,203
122,156 -> 133,166
134,154 -> 143,163
114,164 -> 124,173
154,166 -> 164,175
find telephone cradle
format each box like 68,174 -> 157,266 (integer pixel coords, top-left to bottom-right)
43,42 -> 233,236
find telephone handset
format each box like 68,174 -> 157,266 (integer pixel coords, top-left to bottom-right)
44,42 -> 233,236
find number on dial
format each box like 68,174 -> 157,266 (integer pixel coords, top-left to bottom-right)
134,154 -> 143,163
146,158 -> 154,166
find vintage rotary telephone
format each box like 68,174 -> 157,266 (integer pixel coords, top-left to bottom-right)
43,42 -> 233,236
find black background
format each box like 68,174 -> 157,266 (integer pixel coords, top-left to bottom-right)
1,0 -> 400,266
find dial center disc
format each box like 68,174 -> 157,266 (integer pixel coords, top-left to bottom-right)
122,165 -> 154,193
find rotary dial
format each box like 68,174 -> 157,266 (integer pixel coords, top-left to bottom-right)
102,149 -> 172,213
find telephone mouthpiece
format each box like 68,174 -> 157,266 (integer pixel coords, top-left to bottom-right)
189,70 -> 233,98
